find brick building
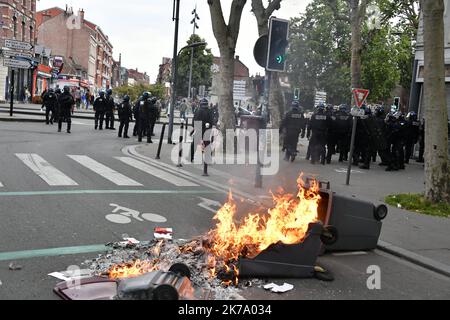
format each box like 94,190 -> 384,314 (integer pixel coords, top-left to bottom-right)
126,68 -> 150,86
0,0 -> 37,102
157,57 -> 171,85
36,6 -> 113,92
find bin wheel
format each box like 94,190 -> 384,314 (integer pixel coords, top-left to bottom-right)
169,263 -> 191,279
321,226 -> 338,246
374,205 -> 388,221
152,284 -> 179,300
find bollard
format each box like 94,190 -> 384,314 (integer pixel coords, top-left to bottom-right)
202,123 -> 210,176
177,119 -> 185,167
156,123 -> 167,160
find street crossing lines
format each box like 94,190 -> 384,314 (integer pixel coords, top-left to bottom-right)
15,154 -> 79,186
116,157 -> 199,187
68,155 -> 143,187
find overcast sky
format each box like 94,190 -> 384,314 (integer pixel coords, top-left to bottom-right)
37,0 -> 311,82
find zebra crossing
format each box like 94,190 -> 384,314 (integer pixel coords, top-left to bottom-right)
1,153 -> 199,189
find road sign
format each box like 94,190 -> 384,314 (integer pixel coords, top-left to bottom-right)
3,58 -> 32,69
3,50 -> 33,59
4,39 -> 34,51
353,88 -> 370,108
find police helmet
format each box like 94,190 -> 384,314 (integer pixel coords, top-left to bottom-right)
48,88 -> 54,94
99,91 -> 105,97
200,98 -> 209,106
406,111 -> 417,121
317,102 -> 325,110
291,100 -> 300,108
375,106 -> 385,117
63,86 -> 70,93
339,105 -> 348,112
142,91 -> 151,99
106,89 -> 113,96
55,88 -> 62,94
123,95 -> 130,103
393,111 -> 403,120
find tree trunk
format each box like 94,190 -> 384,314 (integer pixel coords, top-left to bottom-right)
350,0 -> 366,89
208,0 -> 247,131
219,49 -> 236,131
422,0 -> 450,203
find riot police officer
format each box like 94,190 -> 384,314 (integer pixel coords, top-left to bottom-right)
93,91 -> 107,130
191,98 -> 213,162
307,103 -> 331,165
332,105 -> 352,162
138,92 -> 159,143
118,95 -> 133,139
404,111 -> 421,164
42,88 -> 57,125
57,86 -> 75,134
280,100 -> 307,162
105,89 -> 116,130
385,111 -> 407,171
354,105 -> 373,170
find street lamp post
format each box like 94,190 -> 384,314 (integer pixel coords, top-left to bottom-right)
188,6 -> 200,100
168,41 -> 207,144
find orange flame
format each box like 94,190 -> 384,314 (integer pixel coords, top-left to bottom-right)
108,259 -> 159,279
207,175 -> 321,277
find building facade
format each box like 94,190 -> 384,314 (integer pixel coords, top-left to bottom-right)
126,68 -> 150,86
36,6 -> 113,92
157,57 -> 171,85
0,0 -> 37,102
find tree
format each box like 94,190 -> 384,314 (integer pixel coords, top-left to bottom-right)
208,0 -> 247,130
251,0 -> 284,127
176,34 -> 213,98
114,83 -> 166,102
422,0 -> 450,203
349,0 -> 368,89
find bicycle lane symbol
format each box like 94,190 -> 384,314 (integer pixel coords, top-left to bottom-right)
106,203 -> 168,224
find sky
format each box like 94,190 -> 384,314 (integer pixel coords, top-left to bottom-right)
37,0 -> 312,82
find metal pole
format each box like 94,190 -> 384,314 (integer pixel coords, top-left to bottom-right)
255,126 -> 262,188
187,18 -> 196,99
177,120 -> 184,167
156,123 -> 167,160
10,69 -> 15,117
168,0 -> 180,144
346,116 -> 358,185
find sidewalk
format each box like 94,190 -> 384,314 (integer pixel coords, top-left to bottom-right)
0,103 -> 192,124
134,127 -> 450,276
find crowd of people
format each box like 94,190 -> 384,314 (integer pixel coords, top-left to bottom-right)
280,100 -> 427,171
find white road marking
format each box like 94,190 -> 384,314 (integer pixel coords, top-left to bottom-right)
116,157 -> 199,187
0,182 -> 3,187
197,197 -> 222,213
68,155 -> 142,186
16,154 -> 79,186
72,121 -> 92,126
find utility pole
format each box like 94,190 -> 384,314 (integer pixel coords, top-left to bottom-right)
168,0 -> 180,144
188,5 -> 200,99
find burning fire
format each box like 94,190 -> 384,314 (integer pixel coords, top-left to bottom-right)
206,175 -> 322,284
106,175 -> 322,286
109,259 -> 159,279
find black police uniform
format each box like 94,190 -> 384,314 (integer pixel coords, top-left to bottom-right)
404,117 -> 421,164
133,98 -> 141,137
333,110 -> 352,162
105,95 -> 116,130
191,103 -> 213,162
42,91 -> 58,125
307,109 -> 331,165
93,96 -> 108,130
118,101 -> 133,138
57,91 -> 74,133
280,106 -> 307,162
138,97 -> 159,143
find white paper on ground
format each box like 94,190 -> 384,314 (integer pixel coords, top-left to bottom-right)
263,283 -> 294,293
48,269 -> 93,281
154,233 -> 173,240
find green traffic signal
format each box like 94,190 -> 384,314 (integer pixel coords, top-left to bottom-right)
276,55 -> 284,64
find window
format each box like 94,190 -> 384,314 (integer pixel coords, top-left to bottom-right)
29,26 -> 33,44
22,21 -> 25,42
13,16 -> 17,40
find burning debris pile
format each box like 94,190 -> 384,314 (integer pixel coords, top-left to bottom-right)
64,175 -> 327,300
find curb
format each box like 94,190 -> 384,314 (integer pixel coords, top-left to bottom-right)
377,240 -> 450,278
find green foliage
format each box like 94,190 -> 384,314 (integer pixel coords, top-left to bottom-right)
385,194 -> 450,218
176,34 -> 214,98
361,26 -> 400,102
114,83 -> 166,102
287,0 -> 418,106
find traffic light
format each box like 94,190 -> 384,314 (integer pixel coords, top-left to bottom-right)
266,17 -> 289,72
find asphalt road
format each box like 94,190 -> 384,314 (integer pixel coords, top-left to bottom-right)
0,120 -> 449,300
